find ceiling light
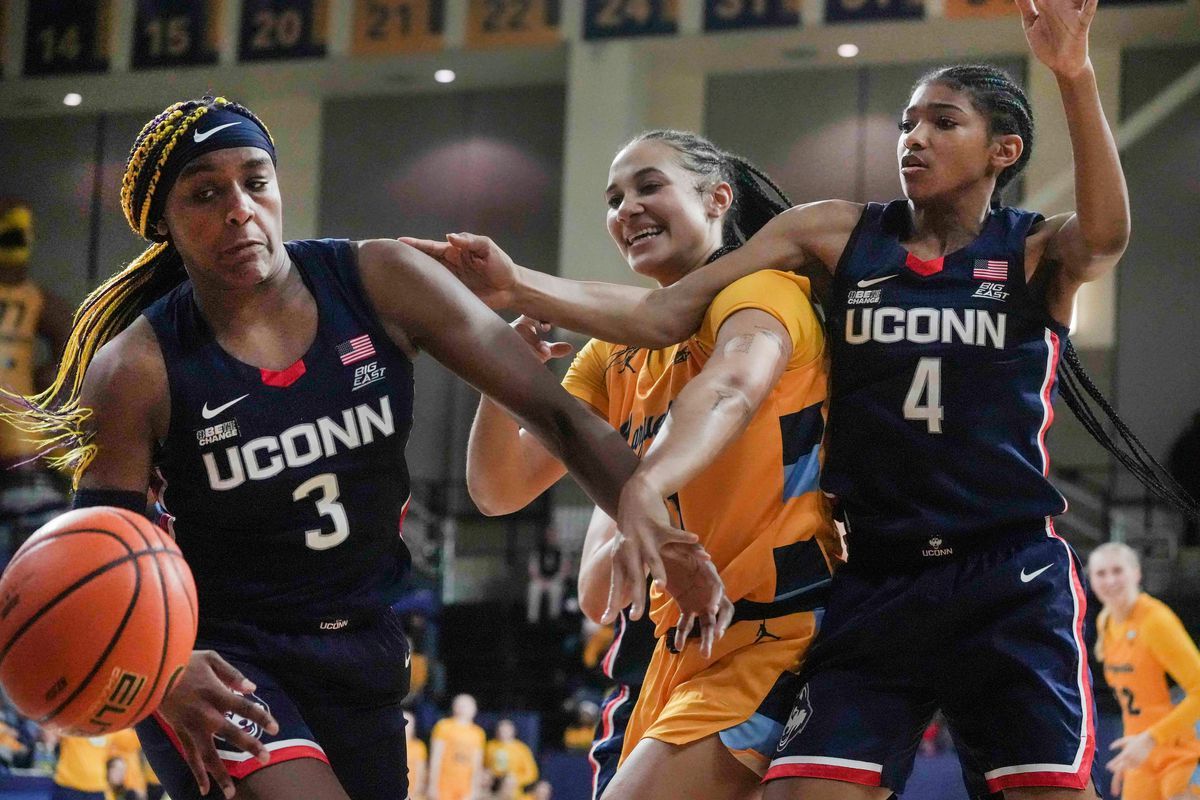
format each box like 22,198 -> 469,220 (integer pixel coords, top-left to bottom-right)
434,69 -> 456,84
837,43 -> 860,58
63,92 -> 82,106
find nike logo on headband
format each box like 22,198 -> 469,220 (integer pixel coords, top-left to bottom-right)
193,121 -> 242,143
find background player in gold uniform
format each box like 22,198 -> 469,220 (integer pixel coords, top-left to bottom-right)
1091,543 -> 1200,800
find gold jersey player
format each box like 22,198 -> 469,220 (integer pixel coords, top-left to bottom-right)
409,130 -> 836,799
1091,543 -> 1200,800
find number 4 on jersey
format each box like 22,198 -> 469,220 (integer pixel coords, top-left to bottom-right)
904,357 -> 944,434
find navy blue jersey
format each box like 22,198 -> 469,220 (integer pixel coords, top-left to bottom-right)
145,239 -> 414,626
823,201 -> 1068,546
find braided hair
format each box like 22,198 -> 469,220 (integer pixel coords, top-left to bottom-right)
5,96 -> 273,483
917,68 -> 1196,519
916,64 -> 1035,206
604,130 -> 793,374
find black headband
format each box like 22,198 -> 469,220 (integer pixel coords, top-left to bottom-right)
146,107 -> 277,239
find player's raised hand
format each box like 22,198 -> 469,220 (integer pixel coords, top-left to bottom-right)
1106,730 -> 1155,795
1015,0 -> 1096,78
398,233 -> 520,310
156,650 -> 279,798
510,316 -> 573,364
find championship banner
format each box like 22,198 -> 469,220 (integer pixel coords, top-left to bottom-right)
465,0 -> 561,50
351,0 -> 445,55
24,0 -> 113,76
825,0 -> 923,23
583,0 -> 678,40
704,0 -> 801,31
239,0 -> 328,62
132,0 -> 222,69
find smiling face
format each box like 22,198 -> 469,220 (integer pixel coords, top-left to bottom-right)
604,139 -> 731,287
897,82 -> 1022,205
1088,546 -> 1141,610
156,146 -> 286,290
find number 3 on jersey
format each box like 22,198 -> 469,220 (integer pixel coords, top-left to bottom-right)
294,473 -> 349,550
904,357 -> 944,434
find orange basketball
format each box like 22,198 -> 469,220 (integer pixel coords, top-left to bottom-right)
0,506 -> 197,735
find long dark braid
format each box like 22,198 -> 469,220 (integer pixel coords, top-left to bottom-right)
1057,340 -> 1199,520
917,66 -> 1197,519
602,130 -> 793,375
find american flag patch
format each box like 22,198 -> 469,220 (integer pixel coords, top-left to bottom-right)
973,258 -> 1008,280
336,334 -> 375,366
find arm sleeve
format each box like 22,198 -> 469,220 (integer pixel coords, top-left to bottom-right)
1144,607 -> 1200,744
561,339 -> 612,417
696,271 -> 824,369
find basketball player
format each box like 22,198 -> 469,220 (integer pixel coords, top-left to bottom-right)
429,694 -> 486,800
1090,543 -> 1200,800
412,130 -> 836,799
411,0 -> 1132,796
8,97 -> 722,800
0,200 -> 72,559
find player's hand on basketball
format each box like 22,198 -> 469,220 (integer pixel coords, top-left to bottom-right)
606,475 -> 704,625
1106,730 -> 1154,795
1015,0 -> 1096,78
157,650 -> 279,799
511,316 -> 573,364
398,232 -> 520,310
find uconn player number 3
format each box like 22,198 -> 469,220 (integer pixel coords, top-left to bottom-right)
293,473 -> 350,550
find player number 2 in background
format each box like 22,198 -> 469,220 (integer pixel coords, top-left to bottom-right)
904,357 -> 944,433
293,473 -> 351,550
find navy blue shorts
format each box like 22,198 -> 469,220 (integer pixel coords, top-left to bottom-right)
589,683 -> 639,800
767,522 -> 1096,794
136,609 -> 410,800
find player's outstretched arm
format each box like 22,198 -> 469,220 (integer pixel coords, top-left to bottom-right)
466,317 -> 575,516
402,201 -> 856,349
1020,0 -> 1129,300
356,239 -> 709,618
75,321 -> 279,800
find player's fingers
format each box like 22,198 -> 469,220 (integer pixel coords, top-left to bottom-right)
547,341 -> 575,359
449,232 -> 494,258
1013,0 -> 1039,24
1108,736 -> 1128,750
673,613 -> 694,654
699,614 -> 718,659
1080,0 -> 1098,23
176,732 -> 211,796
199,744 -> 236,799
204,652 -> 256,694
217,718 -> 270,763
716,598 -> 735,639
227,693 -> 278,737
397,236 -> 446,257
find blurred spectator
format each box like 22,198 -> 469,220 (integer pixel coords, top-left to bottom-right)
0,200 -> 71,566
562,701 -> 598,752
429,694 -> 486,800
530,780 -> 553,800
51,734 -> 110,800
106,729 -> 147,800
106,756 -> 139,800
406,709 -> 429,800
0,717 -> 27,768
485,719 -> 538,800
1169,412 -> 1200,546
527,528 -> 569,625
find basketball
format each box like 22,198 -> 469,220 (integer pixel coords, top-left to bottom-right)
0,506 -> 197,736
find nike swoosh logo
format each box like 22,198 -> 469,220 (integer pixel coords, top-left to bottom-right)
193,121 -> 242,143
201,394 -> 249,420
1020,563 -> 1053,583
857,275 -> 898,288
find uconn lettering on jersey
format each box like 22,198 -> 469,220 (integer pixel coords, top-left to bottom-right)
202,396 -> 394,491
845,307 -> 1006,349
